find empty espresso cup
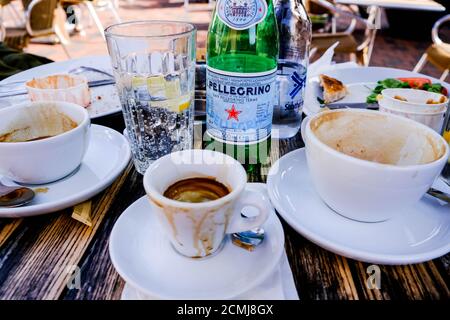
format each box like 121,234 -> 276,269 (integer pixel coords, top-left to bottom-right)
143,149 -> 271,258
302,109 -> 449,222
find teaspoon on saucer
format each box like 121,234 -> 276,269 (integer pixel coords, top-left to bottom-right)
427,187 -> 450,203
232,204 -> 266,251
0,181 -> 35,207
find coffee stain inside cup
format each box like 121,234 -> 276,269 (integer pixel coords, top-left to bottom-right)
310,111 -> 446,166
0,104 -> 78,143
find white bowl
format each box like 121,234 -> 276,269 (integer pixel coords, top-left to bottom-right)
0,101 -> 90,184
378,88 -> 448,133
301,109 -> 449,222
26,74 -> 91,108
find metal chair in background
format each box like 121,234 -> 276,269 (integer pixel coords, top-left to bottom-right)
184,0 -> 215,12
0,0 -> 25,28
1,0 -> 70,55
61,0 -> 121,39
308,0 -> 380,66
0,0 -> 27,48
413,14 -> 450,81
0,20 -> 5,42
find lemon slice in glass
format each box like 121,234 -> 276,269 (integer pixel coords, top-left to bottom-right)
147,76 -> 166,96
151,94 -> 190,113
131,76 -> 146,87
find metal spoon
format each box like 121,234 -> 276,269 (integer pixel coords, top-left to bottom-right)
231,210 -> 265,251
441,175 -> 450,188
0,181 -> 35,207
427,187 -> 450,203
232,227 -> 265,251
68,66 -> 114,79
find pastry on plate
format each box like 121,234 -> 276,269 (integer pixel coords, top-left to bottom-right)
319,74 -> 348,104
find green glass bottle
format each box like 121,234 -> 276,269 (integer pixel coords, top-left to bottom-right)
206,0 -> 279,172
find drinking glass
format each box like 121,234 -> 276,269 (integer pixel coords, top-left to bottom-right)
106,21 -> 196,174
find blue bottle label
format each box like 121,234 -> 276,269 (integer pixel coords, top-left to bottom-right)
275,62 -> 307,119
216,0 -> 268,30
206,66 -> 276,143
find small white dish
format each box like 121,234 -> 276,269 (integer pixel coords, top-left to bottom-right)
0,56 -> 121,119
109,183 -> 285,300
267,148 -> 450,265
0,124 -> 131,217
26,74 -> 91,108
378,88 -> 448,132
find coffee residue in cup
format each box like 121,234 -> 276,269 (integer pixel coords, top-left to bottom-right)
0,105 -> 78,143
163,177 -> 230,203
310,111 -> 446,165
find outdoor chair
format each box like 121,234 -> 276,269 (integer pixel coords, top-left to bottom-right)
308,0 -> 380,66
61,0 -> 121,39
413,14 -> 450,81
0,0 -> 71,56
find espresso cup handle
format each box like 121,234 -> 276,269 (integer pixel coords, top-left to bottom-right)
226,188 -> 271,234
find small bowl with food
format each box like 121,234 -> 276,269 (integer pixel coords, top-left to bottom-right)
26,74 -> 91,108
378,88 -> 448,133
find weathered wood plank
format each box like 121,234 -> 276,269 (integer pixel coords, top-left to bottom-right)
283,223 -> 359,300
0,163 -> 132,300
61,169 -> 145,300
0,219 -> 22,247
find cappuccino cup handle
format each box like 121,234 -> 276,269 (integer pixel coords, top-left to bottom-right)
226,188 -> 271,234
301,115 -> 310,145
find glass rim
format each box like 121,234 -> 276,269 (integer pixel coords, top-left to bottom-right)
104,20 -> 196,39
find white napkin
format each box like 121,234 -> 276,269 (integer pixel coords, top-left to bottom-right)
304,42 -> 361,114
307,42 -> 340,80
120,251 -> 299,300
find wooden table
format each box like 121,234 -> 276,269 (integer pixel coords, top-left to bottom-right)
0,112 -> 449,300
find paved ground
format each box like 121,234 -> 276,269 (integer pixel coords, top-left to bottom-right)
4,0 -> 448,80
21,0 -> 211,60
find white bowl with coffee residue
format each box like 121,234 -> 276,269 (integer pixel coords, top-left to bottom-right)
378,88 -> 448,133
0,101 -> 90,184
26,74 -> 91,108
301,109 -> 449,222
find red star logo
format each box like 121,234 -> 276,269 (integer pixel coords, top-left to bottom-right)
225,104 -> 242,121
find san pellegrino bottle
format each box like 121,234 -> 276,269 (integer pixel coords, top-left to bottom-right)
206,0 -> 279,172
273,0 -> 311,138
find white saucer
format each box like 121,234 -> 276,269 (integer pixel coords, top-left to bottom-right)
267,148 -> 450,265
120,251 -> 300,300
0,124 -> 131,217
109,183 -> 285,300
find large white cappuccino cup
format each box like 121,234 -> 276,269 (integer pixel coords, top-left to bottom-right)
302,109 -> 449,222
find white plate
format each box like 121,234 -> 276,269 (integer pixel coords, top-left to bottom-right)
0,124 -> 131,217
304,66 -> 450,116
267,148 -> 450,265
109,183 -> 285,300
0,56 -> 121,119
